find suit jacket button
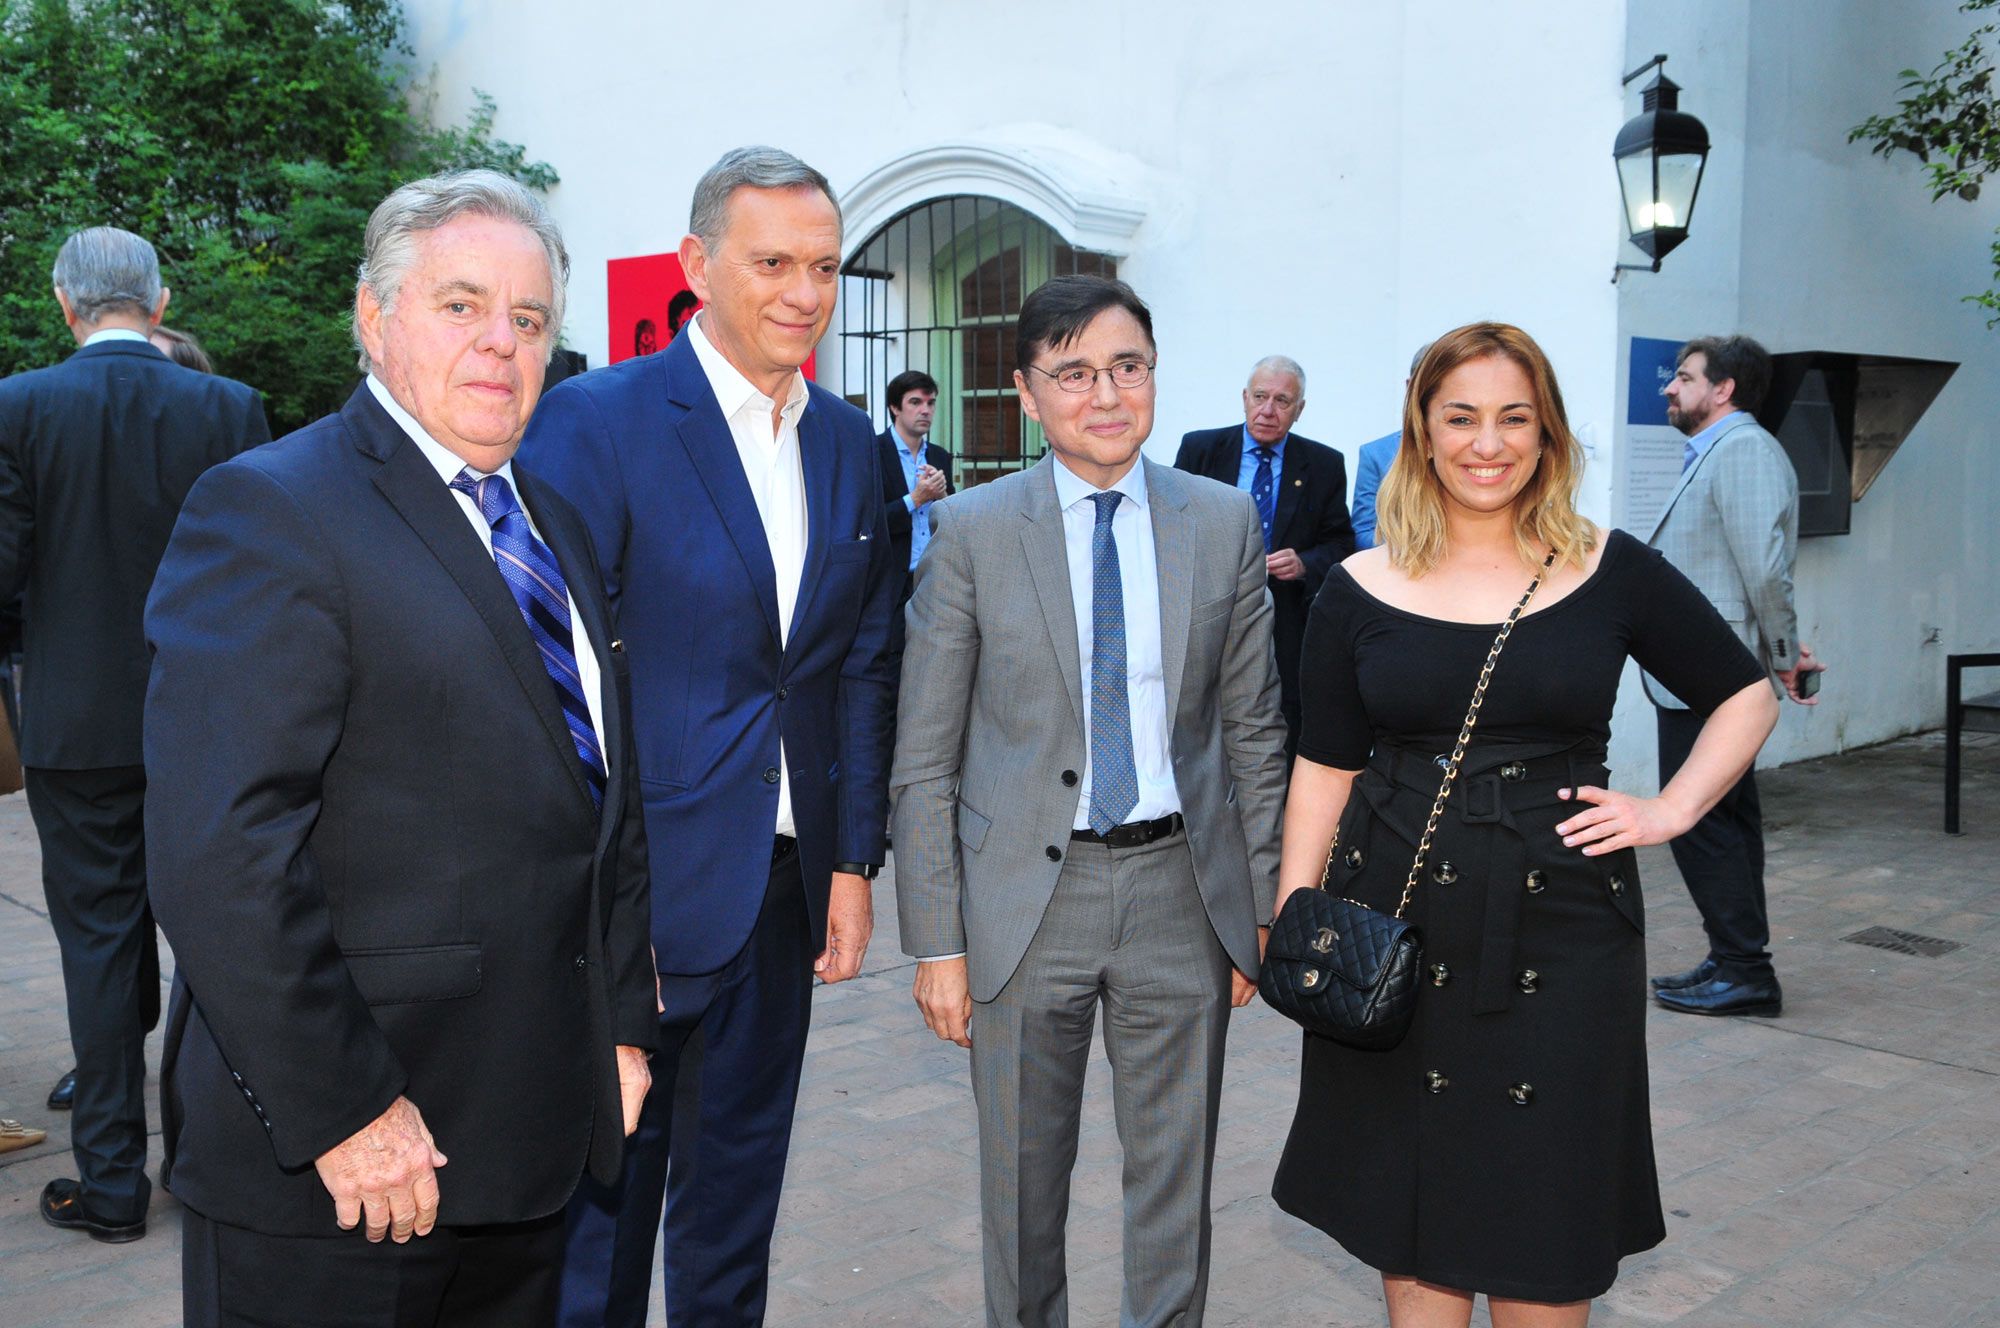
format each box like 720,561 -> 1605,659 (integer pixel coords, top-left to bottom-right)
1500,762 -> 1528,781
1608,874 -> 1626,896
1524,870 -> 1547,894
777,685 -> 790,701
1046,845 -> 1063,862
1517,968 -> 1540,993
1428,963 -> 1451,987
1343,847 -> 1364,870
763,767 -> 780,784
1061,770 -> 1078,787
1431,861 -> 1458,885
1425,1070 -> 1449,1094
574,954 -> 587,971
1508,1082 -> 1535,1106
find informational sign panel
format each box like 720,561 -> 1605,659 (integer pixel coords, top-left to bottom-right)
1618,336 -> 1686,534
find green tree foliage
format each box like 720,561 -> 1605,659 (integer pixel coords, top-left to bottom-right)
0,0 -> 556,430
1850,0 -> 2000,324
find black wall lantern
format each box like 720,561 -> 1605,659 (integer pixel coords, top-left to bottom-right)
1613,54 -> 1710,280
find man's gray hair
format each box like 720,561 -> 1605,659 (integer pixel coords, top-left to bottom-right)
52,227 -> 163,324
688,146 -> 841,251
1248,354 -> 1306,395
1410,342 -> 1432,377
352,168 -> 570,373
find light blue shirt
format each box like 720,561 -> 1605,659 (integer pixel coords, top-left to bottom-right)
1050,455 -> 1181,830
1351,430 -> 1400,549
1235,425 -> 1286,493
84,328 -> 151,347
1683,409 -> 1746,471
892,428 -> 934,571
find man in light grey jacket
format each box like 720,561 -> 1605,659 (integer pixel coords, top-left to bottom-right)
1644,334 -> 1825,1018
890,275 -> 1286,1327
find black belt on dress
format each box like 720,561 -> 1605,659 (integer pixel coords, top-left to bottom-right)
1071,812 -> 1184,848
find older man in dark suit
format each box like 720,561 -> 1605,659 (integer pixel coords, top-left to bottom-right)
0,226 -> 269,1243
144,171 -> 655,1326
1175,355 -> 1355,754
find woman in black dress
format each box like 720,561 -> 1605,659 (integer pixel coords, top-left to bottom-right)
1270,323 -> 1778,1326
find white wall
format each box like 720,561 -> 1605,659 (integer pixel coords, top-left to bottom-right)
1617,0 -> 2000,784
400,0 -> 1626,467
402,0 -> 1996,784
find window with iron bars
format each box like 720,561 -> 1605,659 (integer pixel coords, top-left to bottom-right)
839,195 -> 1117,488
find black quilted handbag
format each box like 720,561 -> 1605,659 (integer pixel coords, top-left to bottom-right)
1259,552 -> 1553,1051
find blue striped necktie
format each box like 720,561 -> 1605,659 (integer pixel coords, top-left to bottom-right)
1251,446 -> 1277,552
1087,491 -> 1138,834
450,468 -> 608,810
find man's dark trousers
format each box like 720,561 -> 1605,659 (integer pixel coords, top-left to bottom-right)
558,844 -> 813,1327
1657,707 -> 1774,982
25,765 -> 157,1224
181,1208 -> 565,1327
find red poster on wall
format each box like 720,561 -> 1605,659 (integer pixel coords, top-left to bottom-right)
605,252 -> 816,378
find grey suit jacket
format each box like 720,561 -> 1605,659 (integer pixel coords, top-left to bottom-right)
1641,415 -> 1800,710
890,455 -> 1288,1003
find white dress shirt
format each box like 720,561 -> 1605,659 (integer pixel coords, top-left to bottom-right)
685,314 -> 811,839
364,375 -> 606,758
1049,455 -> 1181,830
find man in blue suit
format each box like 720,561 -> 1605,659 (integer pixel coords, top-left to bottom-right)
519,147 -> 898,1327
1350,342 -> 1430,549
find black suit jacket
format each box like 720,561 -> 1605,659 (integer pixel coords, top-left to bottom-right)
143,386 -> 655,1236
0,339 -> 269,767
877,429 -> 954,591
1174,426 -> 1356,743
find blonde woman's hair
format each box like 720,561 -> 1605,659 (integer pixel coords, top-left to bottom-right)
1376,321 -> 1596,577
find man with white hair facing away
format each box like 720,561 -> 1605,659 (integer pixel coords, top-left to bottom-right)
0,225 -> 268,1246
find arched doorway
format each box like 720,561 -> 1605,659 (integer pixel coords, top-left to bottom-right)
838,195 -> 1117,487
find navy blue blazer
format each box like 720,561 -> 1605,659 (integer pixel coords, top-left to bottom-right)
144,386 -> 655,1234
517,333 -> 898,976
0,339 -> 269,767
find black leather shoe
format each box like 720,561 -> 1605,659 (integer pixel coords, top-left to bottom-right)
39,1179 -> 146,1243
1649,957 -> 1719,993
47,1069 -> 76,1111
1655,975 -> 1783,1017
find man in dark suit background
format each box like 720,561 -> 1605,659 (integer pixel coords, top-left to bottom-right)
876,367 -> 954,603
144,170 -> 655,1325
1175,355 -> 1355,754
0,225 -> 269,1243
518,146 -> 898,1327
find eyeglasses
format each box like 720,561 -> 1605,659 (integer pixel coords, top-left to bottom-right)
1026,359 -> 1155,393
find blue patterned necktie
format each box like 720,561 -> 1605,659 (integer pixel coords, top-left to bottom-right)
1087,491 -> 1138,835
450,468 -> 607,810
1251,446 -> 1277,552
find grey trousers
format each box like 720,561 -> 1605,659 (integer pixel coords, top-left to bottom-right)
969,830 -> 1234,1328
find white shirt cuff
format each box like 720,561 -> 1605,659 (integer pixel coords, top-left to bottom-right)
918,952 -> 966,962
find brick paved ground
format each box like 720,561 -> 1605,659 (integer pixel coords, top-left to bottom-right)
3,731 -> 1997,1326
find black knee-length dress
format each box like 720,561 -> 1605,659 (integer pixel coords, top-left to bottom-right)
1270,530 -> 1764,1302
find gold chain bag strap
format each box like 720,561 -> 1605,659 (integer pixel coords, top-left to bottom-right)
1259,551 -> 1557,1050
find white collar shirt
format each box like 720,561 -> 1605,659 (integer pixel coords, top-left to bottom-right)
1049,455 -> 1180,830
685,314 -> 810,838
84,328 -> 151,347
364,374 -> 606,759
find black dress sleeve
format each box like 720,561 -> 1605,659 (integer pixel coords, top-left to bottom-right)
1296,573 -> 1374,769
1625,539 -> 1768,715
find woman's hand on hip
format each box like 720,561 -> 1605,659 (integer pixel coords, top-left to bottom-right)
1554,784 -> 1692,854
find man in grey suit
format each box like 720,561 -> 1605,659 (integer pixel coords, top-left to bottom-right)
890,275 -> 1286,1327
1644,334 -> 1825,1018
